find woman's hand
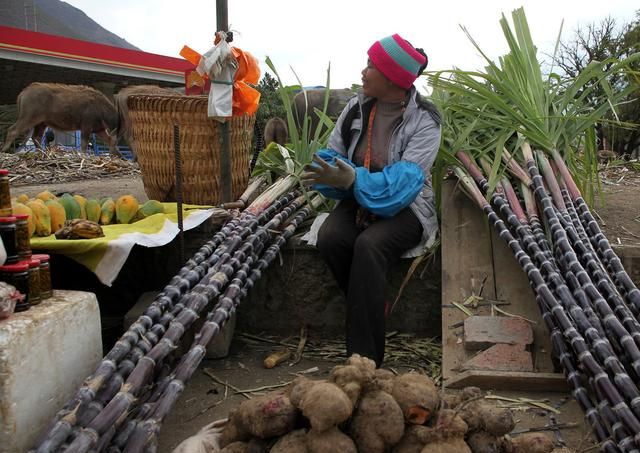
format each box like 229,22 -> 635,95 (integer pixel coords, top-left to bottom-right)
300,154 -> 355,190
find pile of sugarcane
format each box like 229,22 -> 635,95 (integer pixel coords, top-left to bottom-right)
33,175 -> 323,453
429,8 -> 640,452
454,145 -> 640,452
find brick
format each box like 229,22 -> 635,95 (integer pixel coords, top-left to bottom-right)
461,343 -> 534,372
463,316 -> 534,351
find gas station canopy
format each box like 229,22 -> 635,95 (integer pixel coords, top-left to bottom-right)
0,25 -> 194,104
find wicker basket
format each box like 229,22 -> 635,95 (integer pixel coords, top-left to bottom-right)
126,95 -> 255,205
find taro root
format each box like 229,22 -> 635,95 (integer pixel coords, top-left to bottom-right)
307,427 -> 357,453
391,372 -> 439,424
509,433 -> 555,453
270,429 -> 308,453
418,410 -> 471,453
466,431 -> 501,453
219,441 -> 250,453
298,381 -> 353,431
350,389 -> 405,453
392,425 -> 437,453
443,387 -> 482,409
371,368 -> 396,393
420,438 -> 472,453
329,354 -> 376,405
459,400 -> 514,436
288,376 -> 320,409
219,390 -> 298,447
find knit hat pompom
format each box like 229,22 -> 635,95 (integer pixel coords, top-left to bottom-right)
367,34 -> 427,89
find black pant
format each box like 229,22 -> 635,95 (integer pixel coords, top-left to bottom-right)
316,199 -> 423,366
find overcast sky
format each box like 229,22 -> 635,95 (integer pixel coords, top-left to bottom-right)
65,0 -> 638,89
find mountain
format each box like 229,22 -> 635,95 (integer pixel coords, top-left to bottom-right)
0,0 -> 140,50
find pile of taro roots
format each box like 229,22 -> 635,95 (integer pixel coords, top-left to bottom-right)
212,355 -> 570,453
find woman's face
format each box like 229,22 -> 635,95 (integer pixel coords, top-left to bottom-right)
361,59 -> 391,98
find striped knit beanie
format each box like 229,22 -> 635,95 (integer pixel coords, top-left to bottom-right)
367,34 -> 427,89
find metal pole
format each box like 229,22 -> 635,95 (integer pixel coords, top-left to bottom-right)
216,0 -> 232,204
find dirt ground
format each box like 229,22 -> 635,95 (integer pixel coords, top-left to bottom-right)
13,164 -> 640,452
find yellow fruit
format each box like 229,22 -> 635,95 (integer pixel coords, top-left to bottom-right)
86,199 -> 101,223
73,195 -> 87,219
100,198 -> 116,225
45,200 -> 67,232
12,203 -> 35,237
36,190 -> 57,202
26,200 -> 51,237
115,195 -> 139,224
139,200 -> 164,218
58,193 -> 81,220
17,194 -> 29,204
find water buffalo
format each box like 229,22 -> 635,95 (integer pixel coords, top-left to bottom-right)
293,88 -> 355,135
114,84 -> 181,147
263,117 -> 288,146
1,83 -> 119,155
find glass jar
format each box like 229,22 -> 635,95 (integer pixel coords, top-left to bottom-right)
0,216 -> 18,264
32,253 -> 52,299
14,214 -> 32,261
0,169 -> 11,217
26,258 -> 41,305
0,261 -> 29,311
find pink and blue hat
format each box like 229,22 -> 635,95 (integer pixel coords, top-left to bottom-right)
367,34 -> 427,89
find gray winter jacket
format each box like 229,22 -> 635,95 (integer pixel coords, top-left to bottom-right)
327,87 -> 441,257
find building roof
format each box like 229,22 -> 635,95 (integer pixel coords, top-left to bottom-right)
0,25 -> 193,83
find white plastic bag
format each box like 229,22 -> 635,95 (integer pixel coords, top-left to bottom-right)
197,32 -> 238,118
171,419 -> 226,453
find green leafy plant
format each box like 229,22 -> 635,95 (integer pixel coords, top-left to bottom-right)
427,7 -> 639,205
252,58 -> 335,181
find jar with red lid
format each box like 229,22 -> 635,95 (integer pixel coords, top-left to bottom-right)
0,169 -> 11,216
14,214 -> 32,260
0,261 -> 29,311
26,258 -> 41,305
0,216 -> 18,264
31,253 -> 52,299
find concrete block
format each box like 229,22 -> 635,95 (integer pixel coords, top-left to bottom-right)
0,290 -> 102,452
461,343 -> 534,372
124,291 -> 235,359
463,315 -> 534,350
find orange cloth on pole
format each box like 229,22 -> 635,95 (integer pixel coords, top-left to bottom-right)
231,47 -> 260,116
180,42 -> 261,115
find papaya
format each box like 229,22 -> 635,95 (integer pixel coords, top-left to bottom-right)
115,195 -> 139,224
100,198 -> 116,225
73,195 -> 88,219
17,194 -> 29,204
26,200 -> 51,236
138,200 -> 164,218
45,200 -> 67,232
12,202 -> 35,237
36,190 -> 57,202
58,193 -> 82,220
85,199 -> 101,223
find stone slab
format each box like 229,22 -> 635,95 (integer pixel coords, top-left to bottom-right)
463,316 -> 534,350
0,290 -> 102,453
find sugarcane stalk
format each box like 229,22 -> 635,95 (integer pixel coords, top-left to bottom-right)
527,157 -> 640,367
456,165 -> 640,448
462,152 -> 608,344
119,200 -> 317,452
36,223 -> 252,451
549,148 -> 640,310
501,147 -> 532,187
466,159 -> 637,392
540,298 -> 621,452
66,190 -> 308,453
